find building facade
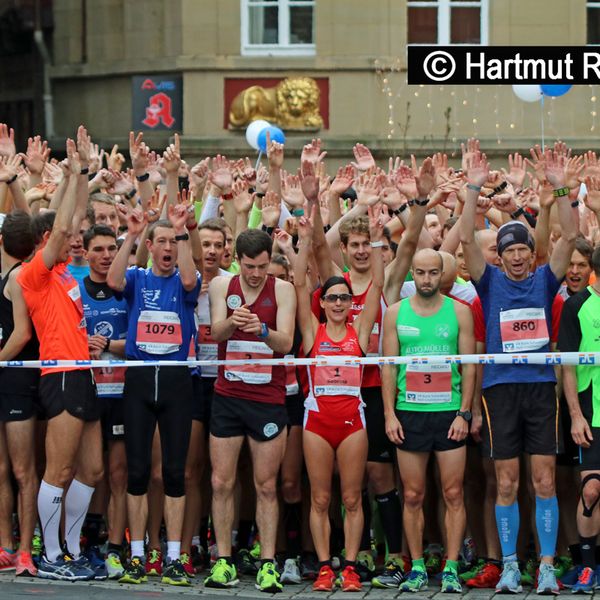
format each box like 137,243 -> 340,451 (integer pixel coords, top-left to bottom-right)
1,0 -> 598,162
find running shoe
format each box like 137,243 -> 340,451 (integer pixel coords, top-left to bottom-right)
0,548 -> 15,571
496,561 -> 523,594
301,551 -> 319,580
145,548 -> 162,577
280,557 -> 302,584
400,569 -> 429,592
250,540 -> 261,560
38,554 -> 95,581
466,561 -> 501,588
338,564 -> 362,591
31,535 -> 42,562
572,566 -> 596,594
119,556 -> 147,584
460,558 -> 485,582
84,545 -> 107,580
372,557 -> 405,588
562,565 -> 583,588
236,547 -> 259,575
179,552 -> 195,577
15,551 -> 37,577
204,558 -> 239,588
313,565 -> 336,592
356,550 -> 375,582
105,551 -> 124,579
537,562 -> 560,595
441,569 -> 463,593
162,558 -> 191,586
255,561 -> 283,593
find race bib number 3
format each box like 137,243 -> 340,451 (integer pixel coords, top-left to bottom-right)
136,310 -> 182,354
405,363 -> 452,404
225,340 -> 273,384
499,307 -> 549,352
314,361 -> 361,397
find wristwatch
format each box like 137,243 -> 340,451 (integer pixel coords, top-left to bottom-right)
258,323 -> 269,339
174,233 -> 189,242
456,410 -> 472,422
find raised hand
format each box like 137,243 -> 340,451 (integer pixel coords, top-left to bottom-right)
492,193 -> 519,214
330,165 -> 354,196
356,173 -> 381,207
0,124 -> 16,158
465,152 -> 490,188
208,154 -> 233,193
162,133 -> 181,174
125,206 -> 147,237
432,152 -> 451,187
413,155 -> 436,198
267,131 -> 284,169
583,151 -> 600,179
256,165 -> 269,194
584,176 -> 600,213
24,135 -> 50,175
167,200 -> 189,232
89,143 -> 104,174
351,143 -> 376,172
393,164 -> 418,199
43,161 -> 64,186
297,205 -> 315,242
501,152 -> 526,189
242,157 -> 257,185
107,169 -> 135,196
147,151 -> 164,186
367,203 -> 385,242
461,138 -> 480,172
544,150 -> 566,188
299,160 -> 319,203
564,155 -> 584,189
76,125 -> 91,168
232,179 -> 253,214
262,190 -> 281,228
301,138 -> 327,165
0,155 -> 22,183
107,144 -> 125,172
281,173 -> 305,208
525,145 -> 547,183
129,131 -> 149,175
66,138 -> 81,175
146,189 -> 167,223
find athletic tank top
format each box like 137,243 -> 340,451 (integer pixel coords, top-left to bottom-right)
81,278 -> 128,398
395,295 -> 462,412
304,323 -> 363,418
215,275 -> 285,404
0,263 -> 39,360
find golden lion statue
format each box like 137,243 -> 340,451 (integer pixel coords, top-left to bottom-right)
229,77 -> 324,130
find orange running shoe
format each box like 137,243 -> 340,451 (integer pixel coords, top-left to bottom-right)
313,564 -> 336,592
339,565 -> 362,592
15,551 -> 37,577
0,548 -> 16,571
466,562 -> 501,588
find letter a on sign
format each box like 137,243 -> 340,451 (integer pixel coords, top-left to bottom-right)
142,92 -> 175,128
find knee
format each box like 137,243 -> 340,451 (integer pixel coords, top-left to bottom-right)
311,491 -> 331,515
12,461 -> 36,487
211,471 -> 235,497
582,482 -> 600,512
163,464 -> 185,498
367,465 -> 394,494
403,487 -> 425,509
342,491 -> 362,514
496,472 -> 519,501
51,464 -> 76,488
532,470 -> 555,498
443,484 -> 464,509
281,477 -> 301,503
255,478 -> 277,503
109,462 -> 128,492
184,462 -> 201,486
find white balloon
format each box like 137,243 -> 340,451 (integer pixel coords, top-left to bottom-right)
512,84 -> 543,103
246,120 -> 271,150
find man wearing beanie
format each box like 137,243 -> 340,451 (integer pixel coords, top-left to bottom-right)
460,149 -> 577,595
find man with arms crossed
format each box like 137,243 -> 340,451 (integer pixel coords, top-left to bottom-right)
383,248 -> 475,593
206,228 -> 296,593
459,149 -> 577,594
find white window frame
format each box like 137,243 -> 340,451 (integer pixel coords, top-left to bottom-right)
588,1 -> 600,45
407,0 -> 489,45
241,0 -> 316,56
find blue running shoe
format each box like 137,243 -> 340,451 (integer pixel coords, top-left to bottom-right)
84,547 -> 108,580
562,566 -> 583,588
537,562 -> 560,595
572,567 -> 596,594
496,561 -> 523,594
37,554 -> 95,581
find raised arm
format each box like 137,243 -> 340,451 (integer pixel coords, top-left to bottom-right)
129,131 -> 154,212
382,303 -> 403,445
459,151 -> 489,283
167,199 -> 199,292
0,272 -> 32,360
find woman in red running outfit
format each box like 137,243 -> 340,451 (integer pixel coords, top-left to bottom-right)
294,204 -> 385,592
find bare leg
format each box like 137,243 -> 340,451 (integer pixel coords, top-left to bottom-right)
147,428 -> 164,551
107,440 -> 127,546
181,420 -> 205,554
0,424 -> 13,549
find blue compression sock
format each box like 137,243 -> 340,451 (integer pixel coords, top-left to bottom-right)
535,496 -> 559,558
495,503 -> 519,561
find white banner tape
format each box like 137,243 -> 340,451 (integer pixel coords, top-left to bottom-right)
0,352 -> 598,369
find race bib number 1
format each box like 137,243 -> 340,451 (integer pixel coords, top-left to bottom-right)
136,310 -> 182,354
405,363 -> 452,404
314,361 -> 361,397
499,307 -> 549,352
225,340 -> 273,384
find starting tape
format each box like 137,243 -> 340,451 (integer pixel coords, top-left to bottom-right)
0,352 -> 598,369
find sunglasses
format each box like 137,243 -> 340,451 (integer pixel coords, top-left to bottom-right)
322,293 -> 353,304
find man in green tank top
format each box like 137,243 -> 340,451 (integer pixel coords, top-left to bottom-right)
382,248 -> 475,593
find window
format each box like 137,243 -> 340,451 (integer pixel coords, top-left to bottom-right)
407,0 -> 488,45
241,0 -> 315,56
588,2 -> 600,44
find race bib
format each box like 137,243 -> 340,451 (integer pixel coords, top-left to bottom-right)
94,352 -> 126,397
284,356 -> 299,395
136,310 -> 182,354
314,360 -> 361,397
405,363 -> 452,404
225,340 -> 273,384
198,324 -> 218,377
499,307 -> 549,352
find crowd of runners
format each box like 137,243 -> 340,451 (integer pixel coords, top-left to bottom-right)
0,123 -> 599,594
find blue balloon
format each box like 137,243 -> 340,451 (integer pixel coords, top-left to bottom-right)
540,84 -> 572,97
257,126 -> 286,152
